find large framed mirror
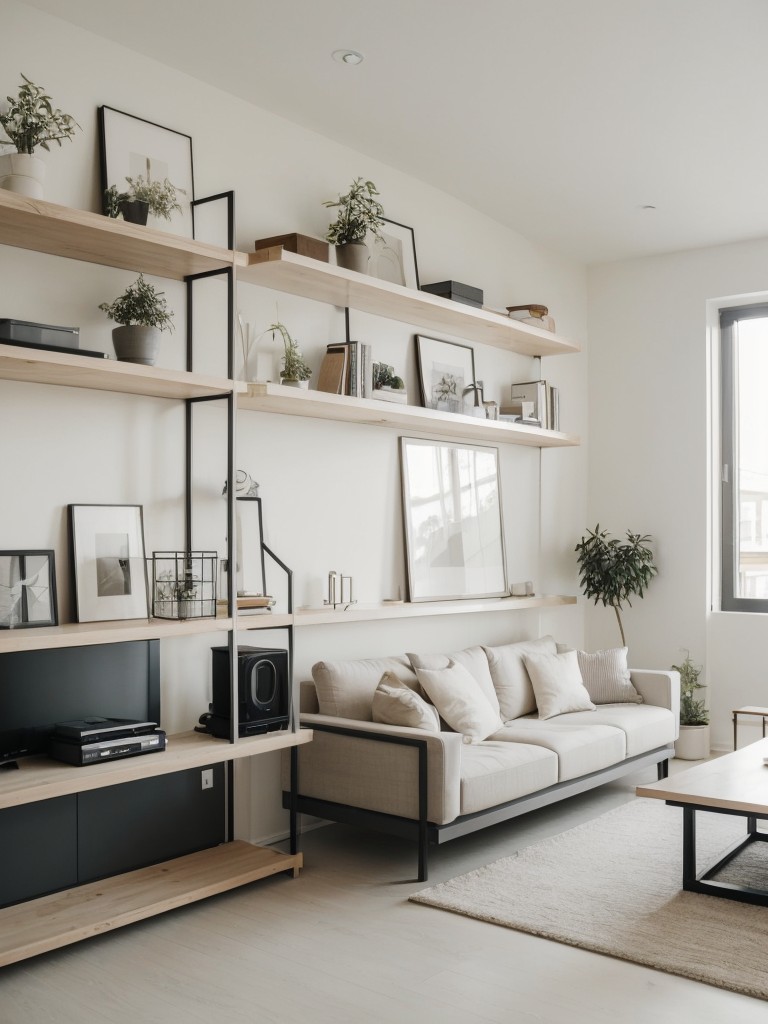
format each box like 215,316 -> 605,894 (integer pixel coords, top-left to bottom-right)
399,437 -> 508,602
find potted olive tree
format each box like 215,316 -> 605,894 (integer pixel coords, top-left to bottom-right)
323,177 -> 385,274
0,74 -> 80,198
104,175 -> 184,226
575,524 -> 658,647
98,274 -> 174,365
673,650 -> 710,760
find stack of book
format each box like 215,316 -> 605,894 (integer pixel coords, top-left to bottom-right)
501,380 -> 560,430
316,341 -> 373,398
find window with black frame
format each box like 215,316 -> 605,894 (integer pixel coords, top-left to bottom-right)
720,302 -> 768,610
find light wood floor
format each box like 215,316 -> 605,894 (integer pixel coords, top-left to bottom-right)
0,760 -> 764,1023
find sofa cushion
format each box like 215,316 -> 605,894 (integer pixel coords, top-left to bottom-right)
312,655 -> 418,720
554,703 -> 676,757
558,645 -> 643,704
459,741 -> 558,815
523,649 -> 596,719
408,646 -> 500,716
483,635 -> 556,721
414,661 -> 504,742
491,719 -> 626,782
372,672 -> 440,731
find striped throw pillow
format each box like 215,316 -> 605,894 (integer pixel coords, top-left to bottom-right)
575,647 -> 643,704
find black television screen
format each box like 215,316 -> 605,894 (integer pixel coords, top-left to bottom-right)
0,640 -> 160,764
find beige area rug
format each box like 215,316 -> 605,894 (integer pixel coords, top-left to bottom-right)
410,799 -> 768,1000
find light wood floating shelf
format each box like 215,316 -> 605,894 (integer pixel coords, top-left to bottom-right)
0,729 -> 313,810
0,615 -> 235,655
238,247 -> 581,357
295,594 -> 576,626
0,190 -> 236,279
0,840 -> 302,967
241,382 -> 579,448
0,344 -> 236,400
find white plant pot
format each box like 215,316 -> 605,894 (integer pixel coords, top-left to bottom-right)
112,325 -> 161,366
0,153 -> 45,198
281,379 -> 309,389
675,724 -> 711,760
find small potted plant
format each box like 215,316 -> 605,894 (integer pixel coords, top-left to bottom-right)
104,175 -> 184,226
262,321 -> 311,387
0,73 -> 80,198
575,524 -> 658,647
673,650 -> 710,760
323,177 -> 385,274
98,274 -> 174,365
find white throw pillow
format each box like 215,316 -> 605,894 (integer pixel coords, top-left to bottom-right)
414,660 -> 504,742
311,655 -> 418,720
371,672 -> 441,731
523,650 -> 596,720
483,635 -> 557,721
576,647 -> 643,704
407,646 -> 500,716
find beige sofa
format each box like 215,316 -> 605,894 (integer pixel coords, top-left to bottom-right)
283,637 -> 679,879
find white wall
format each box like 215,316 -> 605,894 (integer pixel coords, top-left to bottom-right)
588,237 -> 768,752
2,1 -> 588,841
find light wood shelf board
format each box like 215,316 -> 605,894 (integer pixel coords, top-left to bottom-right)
0,614 -> 236,655
0,344 -> 235,400
241,382 -> 579,448
0,840 -> 302,967
239,247 -> 580,357
234,612 -> 294,630
0,729 -> 313,809
295,594 -> 576,626
0,190 -> 236,279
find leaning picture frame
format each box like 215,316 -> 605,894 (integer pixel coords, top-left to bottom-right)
367,218 -> 420,289
97,105 -> 195,238
415,334 -> 476,414
0,550 -> 58,629
69,504 -> 149,623
400,437 -> 508,602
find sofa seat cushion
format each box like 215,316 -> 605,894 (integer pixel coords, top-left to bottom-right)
490,719 -> 626,782
312,656 -> 418,720
554,704 -> 676,757
459,742 -> 558,815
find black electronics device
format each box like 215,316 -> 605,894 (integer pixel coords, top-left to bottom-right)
0,641 -> 160,765
204,646 -> 290,737
52,717 -> 159,743
0,319 -> 108,359
48,729 -> 166,766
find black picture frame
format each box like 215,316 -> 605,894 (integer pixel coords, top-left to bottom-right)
367,217 -> 420,289
97,105 -> 195,238
415,335 -> 476,414
0,550 -> 58,629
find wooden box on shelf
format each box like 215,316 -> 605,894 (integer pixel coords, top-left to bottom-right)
254,232 -> 329,262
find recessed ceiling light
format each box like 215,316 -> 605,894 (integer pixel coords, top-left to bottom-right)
332,49 -> 364,65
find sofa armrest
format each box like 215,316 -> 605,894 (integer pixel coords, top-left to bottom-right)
631,669 -> 680,739
282,713 -> 463,825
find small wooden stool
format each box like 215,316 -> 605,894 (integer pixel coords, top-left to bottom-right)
732,706 -> 768,749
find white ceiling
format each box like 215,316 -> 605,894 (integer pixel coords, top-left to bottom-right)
23,0 -> 768,264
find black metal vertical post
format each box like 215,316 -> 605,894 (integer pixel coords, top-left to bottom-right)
289,745 -> 299,855
682,805 -> 697,890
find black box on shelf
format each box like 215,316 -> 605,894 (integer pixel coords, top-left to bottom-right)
420,280 -> 484,307
0,318 -> 80,350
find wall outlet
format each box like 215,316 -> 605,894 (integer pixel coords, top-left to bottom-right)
201,769 -> 214,791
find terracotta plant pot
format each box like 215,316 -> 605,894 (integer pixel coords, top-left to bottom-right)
112,325 -> 161,365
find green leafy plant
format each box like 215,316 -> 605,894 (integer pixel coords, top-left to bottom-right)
372,362 -> 404,390
575,524 -> 658,646
673,650 -> 709,726
261,321 -> 311,381
0,73 -> 80,154
323,177 -> 385,245
104,176 -> 184,221
98,274 -> 175,331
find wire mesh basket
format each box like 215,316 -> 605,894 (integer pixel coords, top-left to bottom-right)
152,551 -> 217,620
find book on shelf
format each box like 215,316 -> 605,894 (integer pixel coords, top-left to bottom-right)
509,379 -> 559,429
316,341 -> 373,398
316,344 -> 348,394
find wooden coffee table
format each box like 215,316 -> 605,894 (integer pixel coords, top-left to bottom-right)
637,738 -> 768,906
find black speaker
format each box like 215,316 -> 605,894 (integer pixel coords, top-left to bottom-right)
207,646 -> 290,737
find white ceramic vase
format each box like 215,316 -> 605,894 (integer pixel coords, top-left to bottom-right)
0,153 -> 46,198
674,724 -> 711,760
112,325 -> 161,365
